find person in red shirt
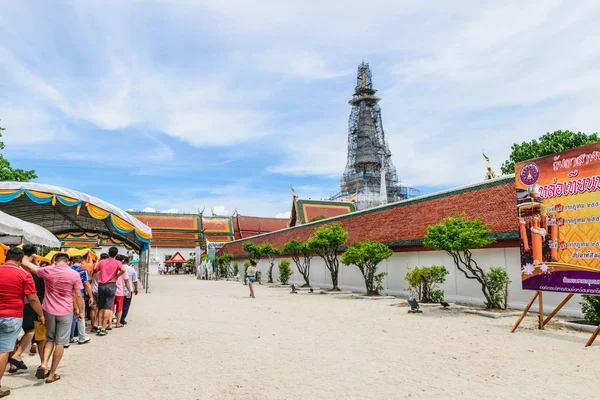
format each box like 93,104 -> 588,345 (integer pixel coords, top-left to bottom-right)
21,252 -> 83,384
0,247 -> 44,398
93,247 -> 125,336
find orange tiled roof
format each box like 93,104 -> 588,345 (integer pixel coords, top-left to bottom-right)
289,198 -> 356,226
130,212 -> 202,247
232,215 -> 289,239
220,176 -> 518,257
131,213 -> 200,231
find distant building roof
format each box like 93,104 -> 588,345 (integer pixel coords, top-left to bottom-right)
232,215 -> 289,239
164,251 -> 188,264
128,212 -> 288,247
131,212 -> 202,248
289,198 -> 356,226
202,216 -> 234,243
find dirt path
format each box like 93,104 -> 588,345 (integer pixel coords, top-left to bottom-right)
4,275 -> 599,399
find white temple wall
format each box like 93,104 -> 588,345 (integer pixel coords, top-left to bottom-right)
255,247 -> 582,317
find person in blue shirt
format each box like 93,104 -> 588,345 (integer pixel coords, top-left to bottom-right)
69,256 -> 93,345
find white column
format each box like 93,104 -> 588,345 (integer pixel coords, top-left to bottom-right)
379,153 -> 388,205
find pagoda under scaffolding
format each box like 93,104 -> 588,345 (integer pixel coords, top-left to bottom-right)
331,61 -> 421,210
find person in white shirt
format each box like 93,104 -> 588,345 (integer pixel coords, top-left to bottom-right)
246,260 -> 257,299
120,257 -> 138,325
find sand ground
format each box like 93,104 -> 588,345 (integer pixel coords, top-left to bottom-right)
4,275 -> 599,400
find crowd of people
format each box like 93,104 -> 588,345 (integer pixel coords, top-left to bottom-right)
0,246 -> 139,398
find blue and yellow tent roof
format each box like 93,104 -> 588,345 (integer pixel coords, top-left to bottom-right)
0,182 -> 152,252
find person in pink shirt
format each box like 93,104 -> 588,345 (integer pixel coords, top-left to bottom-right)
93,247 -> 125,336
21,253 -> 83,384
111,255 -> 132,329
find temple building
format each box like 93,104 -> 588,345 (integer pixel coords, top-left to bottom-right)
59,211 -> 288,274
331,61 -> 421,210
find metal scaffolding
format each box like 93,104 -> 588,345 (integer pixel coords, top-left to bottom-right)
333,61 -> 421,210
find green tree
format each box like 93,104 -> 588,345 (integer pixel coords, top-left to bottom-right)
260,243 -> 281,284
404,265 -> 449,303
242,241 -> 263,263
232,262 -> 239,279
278,259 -> 293,285
580,296 -> 600,324
342,240 -> 392,296
310,216 -> 326,222
282,239 -> 315,287
484,266 -> 512,310
216,253 -> 233,279
423,214 -> 500,309
501,130 -> 599,175
0,123 -> 38,181
307,223 -> 348,291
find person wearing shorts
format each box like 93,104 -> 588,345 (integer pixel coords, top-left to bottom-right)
121,257 -> 138,325
247,260 -> 257,299
94,247 -> 126,336
69,256 -> 92,345
90,253 -> 106,333
21,252 -> 83,384
0,248 -> 44,397
111,255 -> 131,329
7,245 -> 43,374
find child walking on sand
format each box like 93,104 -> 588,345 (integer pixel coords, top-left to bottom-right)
247,260 -> 257,298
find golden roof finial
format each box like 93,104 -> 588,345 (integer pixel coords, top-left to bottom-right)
483,151 -> 496,180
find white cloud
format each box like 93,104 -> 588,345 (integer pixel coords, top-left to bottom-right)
266,0 -> 600,188
258,50 -> 352,80
275,211 -> 291,219
0,103 -> 66,145
267,118 -> 348,178
211,205 -> 229,216
135,186 -> 292,219
161,208 -> 180,214
3,0 -> 600,212
142,207 -> 157,213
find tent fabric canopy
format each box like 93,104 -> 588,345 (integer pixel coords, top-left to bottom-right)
0,209 -> 60,247
44,248 -> 98,263
0,182 -> 152,251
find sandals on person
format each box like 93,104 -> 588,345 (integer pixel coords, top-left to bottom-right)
8,358 -> 27,370
115,324 -> 124,328
45,374 -> 61,384
36,367 -> 46,380
0,388 -> 11,398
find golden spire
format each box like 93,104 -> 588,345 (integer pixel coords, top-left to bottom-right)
361,59 -> 366,89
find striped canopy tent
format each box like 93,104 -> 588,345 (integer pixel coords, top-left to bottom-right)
0,182 -> 152,252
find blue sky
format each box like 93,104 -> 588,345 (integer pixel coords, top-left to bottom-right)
1,1 -> 599,217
